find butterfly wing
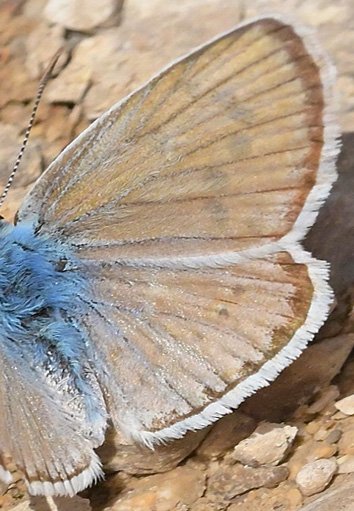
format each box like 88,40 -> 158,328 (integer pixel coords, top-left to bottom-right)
16,16 -> 338,449
78,251 -> 324,445
0,342 -> 103,495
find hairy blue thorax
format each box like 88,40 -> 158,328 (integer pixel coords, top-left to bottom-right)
0,221 -> 87,352
0,220 -> 106,443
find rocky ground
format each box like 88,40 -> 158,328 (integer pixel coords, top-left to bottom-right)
1,0 -> 354,510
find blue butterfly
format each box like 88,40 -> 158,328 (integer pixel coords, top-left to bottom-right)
0,15 -> 338,496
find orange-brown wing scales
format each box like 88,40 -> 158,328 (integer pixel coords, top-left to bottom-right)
18,18 -> 326,263
81,252 -> 313,432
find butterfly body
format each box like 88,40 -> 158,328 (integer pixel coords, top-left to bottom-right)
0,16 -> 339,496
0,222 -> 107,453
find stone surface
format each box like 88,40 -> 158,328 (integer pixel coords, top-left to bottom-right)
196,412 -> 256,460
45,36 -> 94,105
287,487 -> 303,508
241,336 -> 354,422
337,454 -> 354,473
312,442 -> 337,459
102,465 -> 206,511
226,482 -> 304,511
307,386 -> 341,415
334,394 -> 354,415
0,123 -> 42,222
326,429 -> 342,444
25,22 -> 66,80
233,423 -> 298,467
207,463 -> 289,505
32,496 -> 91,511
305,132 -> 354,297
44,0 -> 123,32
98,427 -> 209,474
1,496 -> 91,511
296,459 -> 337,496
298,476 -> 354,511
338,423 -> 354,455
6,504 -> 30,511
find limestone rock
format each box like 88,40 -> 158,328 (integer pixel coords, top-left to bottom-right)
241,336 -> 354,422
296,459 -> 337,496
335,394 -> 354,415
5,496 -> 91,511
307,386 -> 341,415
25,22 -> 66,80
232,423 -> 298,467
98,427 -> 209,475
0,123 -> 42,221
338,422 -> 354,455
44,0 -> 123,32
298,476 -> 354,511
207,463 -> 289,505
337,454 -> 354,473
106,465 -> 205,511
197,412 -> 256,460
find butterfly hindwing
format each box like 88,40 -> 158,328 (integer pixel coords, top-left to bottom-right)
78,250 -> 320,444
0,343 -> 103,495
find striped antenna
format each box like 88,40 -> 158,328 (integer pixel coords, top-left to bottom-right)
0,48 -> 64,209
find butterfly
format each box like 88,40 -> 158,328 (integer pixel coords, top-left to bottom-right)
0,15 -> 339,496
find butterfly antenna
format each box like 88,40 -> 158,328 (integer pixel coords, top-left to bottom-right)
0,48 -> 64,209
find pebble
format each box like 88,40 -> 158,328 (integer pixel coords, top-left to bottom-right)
233,423 -> 297,467
99,426 -> 208,475
207,464 -> 289,503
306,421 -> 320,435
314,428 -> 328,441
338,427 -> 354,455
307,386 -> 340,414
334,394 -> 354,415
312,442 -> 337,459
296,459 -> 337,496
337,454 -> 354,474
197,412 -> 256,460
332,411 -> 347,420
287,487 -> 303,508
109,465 -> 206,511
326,429 -> 342,444
337,454 -> 354,473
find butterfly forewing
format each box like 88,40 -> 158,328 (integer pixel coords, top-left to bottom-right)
19,17 -> 331,259
9,16 -> 338,493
